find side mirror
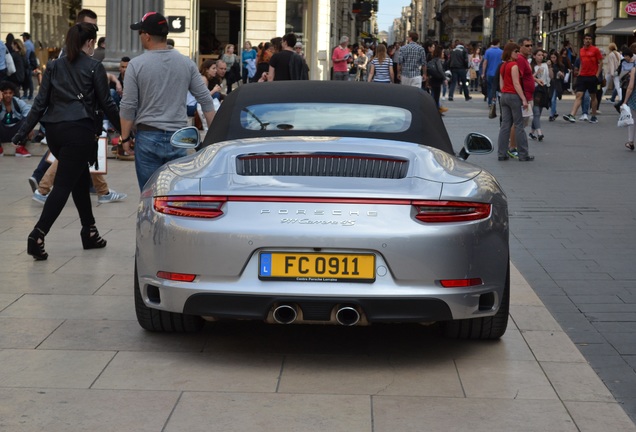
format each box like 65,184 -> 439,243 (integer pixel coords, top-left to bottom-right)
170,126 -> 200,149
458,132 -> 493,160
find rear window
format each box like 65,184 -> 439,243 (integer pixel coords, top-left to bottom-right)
240,103 -> 412,133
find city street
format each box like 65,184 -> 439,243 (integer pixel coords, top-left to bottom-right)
443,92 -> 636,424
0,90 -> 635,431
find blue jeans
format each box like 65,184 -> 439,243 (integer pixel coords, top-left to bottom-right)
582,91 -> 590,115
550,89 -> 558,117
487,75 -> 496,105
134,130 -> 186,191
531,104 -> 543,130
110,89 -> 121,107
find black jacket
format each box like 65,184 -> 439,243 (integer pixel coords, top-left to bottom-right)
7,51 -> 26,85
449,46 -> 469,70
13,53 -> 120,143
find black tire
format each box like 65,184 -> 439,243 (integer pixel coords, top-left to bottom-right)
441,262 -> 510,340
134,262 -> 205,332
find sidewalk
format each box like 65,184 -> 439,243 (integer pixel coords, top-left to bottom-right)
0,117 -> 635,431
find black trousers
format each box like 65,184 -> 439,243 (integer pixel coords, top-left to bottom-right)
34,119 -> 96,235
430,82 -> 442,107
0,119 -> 23,143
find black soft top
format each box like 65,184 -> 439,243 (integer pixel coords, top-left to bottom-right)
202,81 -> 455,155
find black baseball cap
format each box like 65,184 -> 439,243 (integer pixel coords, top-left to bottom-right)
130,12 -> 169,36
20,32 -> 30,38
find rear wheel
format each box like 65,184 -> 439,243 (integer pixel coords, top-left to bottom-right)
441,262 -> 510,340
134,262 -> 205,332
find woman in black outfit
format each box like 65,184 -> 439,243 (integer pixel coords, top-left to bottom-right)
427,45 -> 447,115
7,39 -> 27,93
12,23 -> 120,260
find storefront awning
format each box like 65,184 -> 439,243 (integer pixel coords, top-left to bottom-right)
596,19 -> 636,35
575,20 -> 597,32
548,20 -> 583,35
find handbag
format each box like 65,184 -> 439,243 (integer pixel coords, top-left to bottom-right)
618,104 -> 634,127
533,85 -> 550,109
5,47 -> 16,75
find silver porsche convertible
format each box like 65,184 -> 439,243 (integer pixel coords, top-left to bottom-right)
135,81 -> 509,339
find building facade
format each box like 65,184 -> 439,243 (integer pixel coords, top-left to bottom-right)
0,0 -> 379,80
387,0 -> 636,55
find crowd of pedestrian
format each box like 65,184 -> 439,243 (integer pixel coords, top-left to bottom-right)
2,14 -> 635,260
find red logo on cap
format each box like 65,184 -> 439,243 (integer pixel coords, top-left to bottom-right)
141,12 -> 157,21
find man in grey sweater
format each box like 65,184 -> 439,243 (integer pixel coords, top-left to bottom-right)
119,12 -> 215,190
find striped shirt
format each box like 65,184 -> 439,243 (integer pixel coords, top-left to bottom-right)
371,58 -> 393,83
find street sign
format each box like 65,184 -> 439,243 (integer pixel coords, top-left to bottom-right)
516,6 -> 531,15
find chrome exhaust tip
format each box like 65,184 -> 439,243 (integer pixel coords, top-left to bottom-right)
272,304 -> 298,324
335,306 -> 360,326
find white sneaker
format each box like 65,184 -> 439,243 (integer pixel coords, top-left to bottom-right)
32,190 -> 47,205
441,96 -> 446,101
97,189 -> 127,204
578,114 -> 589,122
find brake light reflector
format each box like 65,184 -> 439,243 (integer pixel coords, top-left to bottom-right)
154,196 -> 227,218
412,201 -> 491,223
157,271 -> 197,282
439,278 -> 483,288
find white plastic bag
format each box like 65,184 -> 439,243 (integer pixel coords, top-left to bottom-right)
618,104 -> 634,127
5,47 -> 16,76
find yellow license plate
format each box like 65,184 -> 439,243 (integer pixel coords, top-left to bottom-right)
259,252 -> 375,283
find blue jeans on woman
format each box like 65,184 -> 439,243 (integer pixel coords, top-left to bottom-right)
134,130 -> 186,191
550,89 -> 558,117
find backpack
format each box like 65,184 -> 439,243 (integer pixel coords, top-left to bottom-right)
621,69 -> 632,89
289,53 -> 309,80
12,97 -> 22,114
28,50 -> 39,70
617,58 -> 627,77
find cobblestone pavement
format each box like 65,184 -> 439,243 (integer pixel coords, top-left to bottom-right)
442,92 -> 636,424
0,90 -> 635,430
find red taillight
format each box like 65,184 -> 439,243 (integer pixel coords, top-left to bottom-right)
154,196 -> 227,218
412,201 -> 491,223
439,278 -> 483,288
157,271 -> 197,282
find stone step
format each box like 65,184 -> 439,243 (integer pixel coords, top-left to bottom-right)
0,141 -> 49,157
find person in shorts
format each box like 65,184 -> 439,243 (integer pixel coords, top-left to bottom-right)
563,34 -> 603,124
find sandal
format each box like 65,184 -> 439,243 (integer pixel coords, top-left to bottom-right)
626,142 -> 635,151
80,225 -> 107,250
27,228 -> 48,260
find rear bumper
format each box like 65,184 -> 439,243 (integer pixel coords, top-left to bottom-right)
182,293 -> 453,322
